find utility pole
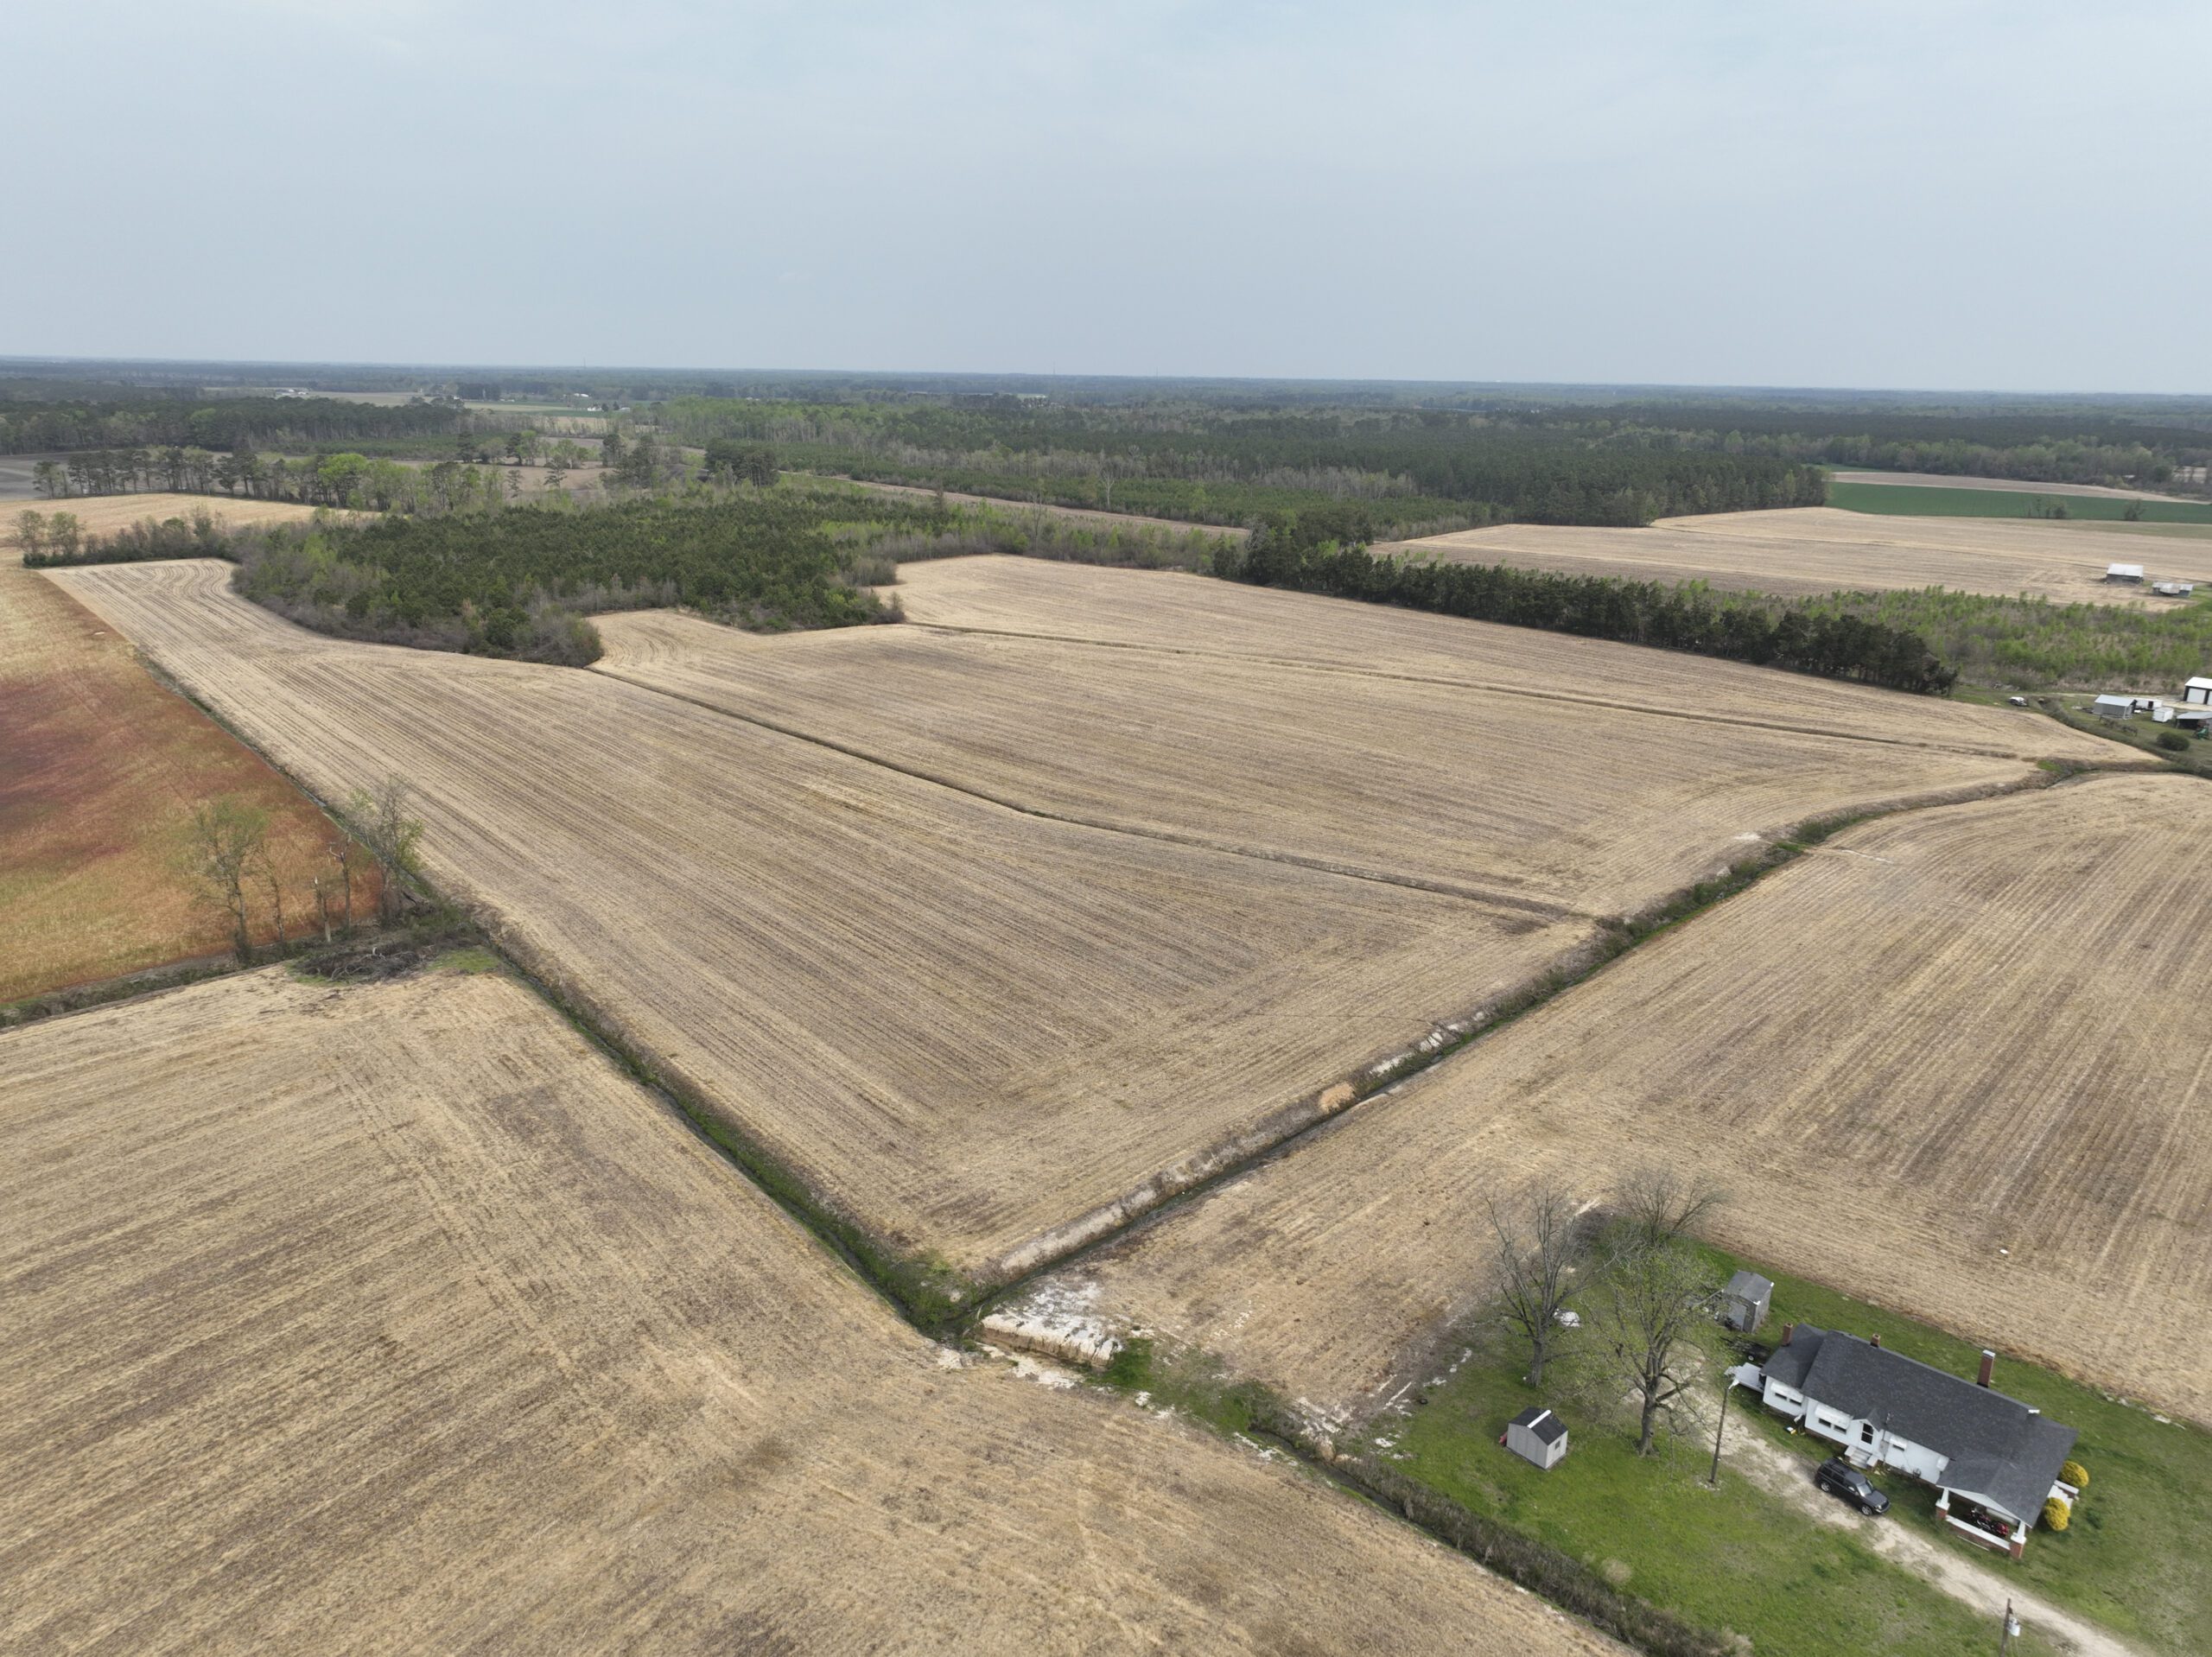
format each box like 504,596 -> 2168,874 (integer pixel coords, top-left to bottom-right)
1999,1597 -> 2019,1654
1707,1364 -> 1732,1487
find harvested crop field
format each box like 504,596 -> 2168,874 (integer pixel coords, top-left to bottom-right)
1825,470 -> 2189,501
0,965 -> 1611,1655
886,555 -> 2138,760
10,491 -> 327,540
599,604 -> 2075,922
2,498 -> 362,1003
1027,772 -> 2212,1429
1377,506 -> 2212,605
48,559 -> 1599,1290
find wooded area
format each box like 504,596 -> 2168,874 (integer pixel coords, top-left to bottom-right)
0,395 -> 461,455
657,397 -> 1829,529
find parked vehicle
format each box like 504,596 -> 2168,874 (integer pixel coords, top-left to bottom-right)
1815,1457 -> 1891,1515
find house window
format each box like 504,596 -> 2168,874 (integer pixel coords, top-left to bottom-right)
1859,1422 -> 1876,1445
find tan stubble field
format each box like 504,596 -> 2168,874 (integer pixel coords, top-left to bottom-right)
1024,772 -> 2212,1429
1376,505 -> 2212,604
46,555 -> 2138,1295
0,963 -> 1618,1655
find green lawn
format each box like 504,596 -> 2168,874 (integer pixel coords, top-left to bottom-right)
1372,1246 -> 2207,1655
1827,479 -> 2212,525
1375,1339 -> 2060,1656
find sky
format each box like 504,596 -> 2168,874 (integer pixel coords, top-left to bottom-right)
6,1 -> 2209,391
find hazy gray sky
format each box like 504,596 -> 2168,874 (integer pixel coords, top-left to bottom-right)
9,1 -> 2209,390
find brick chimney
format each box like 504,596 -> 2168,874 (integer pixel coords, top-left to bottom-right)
1977,1349 -> 1996,1387
1780,1321 -> 1796,1345
1869,1335 -> 1881,1349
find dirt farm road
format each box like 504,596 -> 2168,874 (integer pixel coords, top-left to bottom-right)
1718,1407 -> 2138,1657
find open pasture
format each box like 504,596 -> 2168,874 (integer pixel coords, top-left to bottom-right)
886,556 -> 2134,762
1033,772 -> 2212,1429
1378,507 -> 2212,605
599,605 -> 2066,922
48,559 -> 1598,1290
2,497 -> 356,1003
1827,480 -> 2212,526
0,964 -> 1610,1655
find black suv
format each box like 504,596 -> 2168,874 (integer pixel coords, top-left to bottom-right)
1815,1457 -> 1891,1515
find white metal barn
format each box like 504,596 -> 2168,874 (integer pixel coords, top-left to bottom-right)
2182,676 -> 2212,705
2106,563 -> 2146,583
1504,1406 -> 1568,1470
2092,695 -> 2139,720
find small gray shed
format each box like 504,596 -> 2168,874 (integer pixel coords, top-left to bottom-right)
1505,1406 -> 1569,1470
1720,1269 -> 1774,1333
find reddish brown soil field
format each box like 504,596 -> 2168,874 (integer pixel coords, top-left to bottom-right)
2,511 -> 370,1001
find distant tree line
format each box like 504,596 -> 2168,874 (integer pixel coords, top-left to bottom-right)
29,446 -> 518,512
1224,509 -> 1957,694
0,395 -> 461,455
652,396 -> 1827,529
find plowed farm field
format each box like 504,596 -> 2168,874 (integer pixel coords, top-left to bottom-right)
48,559 -> 1598,1290
51,558 -> 2123,1295
0,964 -> 1612,1655
886,556 -> 2139,759
11,492 -> 327,540
596,606 -> 2066,922
1375,506 -> 2212,604
1029,772 -> 2212,1427
2,497 -> 358,1003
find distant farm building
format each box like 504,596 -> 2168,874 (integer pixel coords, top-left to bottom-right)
1719,1269 -> 1773,1333
2183,677 -> 2212,705
2093,695 -> 2150,720
1504,1406 -> 1569,1470
1736,1326 -> 2075,1558
2152,581 -> 2196,597
2105,563 -> 2145,583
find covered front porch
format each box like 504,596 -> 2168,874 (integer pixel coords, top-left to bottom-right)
1936,1489 -> 2027,1559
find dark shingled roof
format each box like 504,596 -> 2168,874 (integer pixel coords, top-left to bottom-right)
1510,1406 -> 1567,1445
1768,1326 -> 2076,1523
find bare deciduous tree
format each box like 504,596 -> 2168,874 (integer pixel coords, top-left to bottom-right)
179,799 -> 269,963
1487,1185 -> 1586,1387
328,837 -> 360,931
1575,1237 -> 1725,1456
346,777 -> 425,926
1614,1166 -> 1726,1254
253,840 -> 291,947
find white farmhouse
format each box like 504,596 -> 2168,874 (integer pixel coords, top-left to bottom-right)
1740,1325 -> 2075,1558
